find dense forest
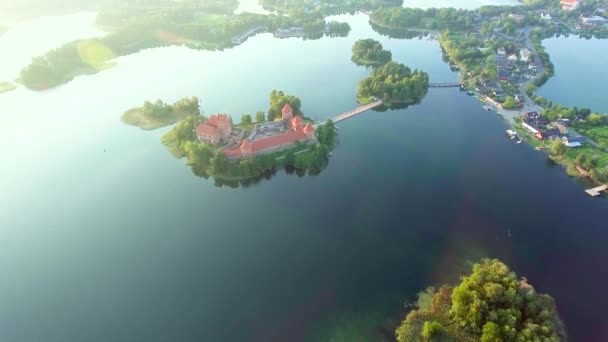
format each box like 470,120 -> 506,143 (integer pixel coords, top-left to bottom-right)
396,259 -> 566,341
357,61 -> 429,105
351,39 -> 392,66
370,7 -> 478,32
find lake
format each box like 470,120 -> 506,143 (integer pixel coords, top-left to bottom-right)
1,8 -> 608,342
539,35 -> 608,113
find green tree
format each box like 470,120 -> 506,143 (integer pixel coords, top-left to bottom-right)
524,83 -> 536,97
211,150 -> 228,174
481,322 -> 502,342
502,96 -> 516,109
550,138 -> 566,156
240,114 -> 253,125
575,153 -> 586,166
255,111 -> 266,123
421,321 -> 445,341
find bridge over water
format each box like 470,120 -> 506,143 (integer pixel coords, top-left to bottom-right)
330,100 -> 384,123
429,82 -> 462,88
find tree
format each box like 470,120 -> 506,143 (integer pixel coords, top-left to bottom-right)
575,153 -> 586,166
255,111 -> 266,123
481,322 -> 502,342
211,150 -> 228,174
240,114 -> 253,125
397,259 -> 565,341
268,90 -> 302,121
524,83 -> 536,96
550,139 -> 566,156
421,321 -> 445,341
502,96 -> 517,109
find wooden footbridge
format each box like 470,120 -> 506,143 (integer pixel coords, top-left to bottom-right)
330,100 -> 384,123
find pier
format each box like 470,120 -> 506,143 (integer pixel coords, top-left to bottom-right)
585,185 -> 607,197
330,100 -> 384,123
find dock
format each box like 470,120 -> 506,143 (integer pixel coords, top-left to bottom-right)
585,184 -> 607,197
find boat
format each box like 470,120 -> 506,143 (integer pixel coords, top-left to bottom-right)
536,146 -> 544,151
483,106 -> 491,111
516,140 -> 522,144
466,90 -> 475,96
506,129 -> 518,138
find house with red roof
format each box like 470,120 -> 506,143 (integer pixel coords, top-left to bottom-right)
560,0 -> 579,11
196,114 -> 232,145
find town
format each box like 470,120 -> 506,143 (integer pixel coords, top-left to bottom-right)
419,0 -> 608,194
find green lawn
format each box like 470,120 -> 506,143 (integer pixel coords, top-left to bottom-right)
576,125 -> 608,148
564,145 -> 608,169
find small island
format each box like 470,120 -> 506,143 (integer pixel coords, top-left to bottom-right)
122,97 -> 201,130
0,81 -> 17,94
160,90 -> 336,182
396,259 -> 566,341
351,38 -> 392,66
357,61 -> 429,106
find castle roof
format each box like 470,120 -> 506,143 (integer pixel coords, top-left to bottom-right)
207,114 -> 231,127
292,115 -> 303,126
303,122 -> 315,135
282,103 -> 293,114
196,123 -> 219,138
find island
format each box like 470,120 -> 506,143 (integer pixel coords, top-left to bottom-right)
357,61 -> 429,106
351,38 -> 392,66
0,81 -> 17,94
159,91 -> 336,183
122,97 -> 201,130
396,259 -> 566,341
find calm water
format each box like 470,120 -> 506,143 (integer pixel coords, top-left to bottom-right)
539,36 -> 608,113
1,10 -> 608,342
